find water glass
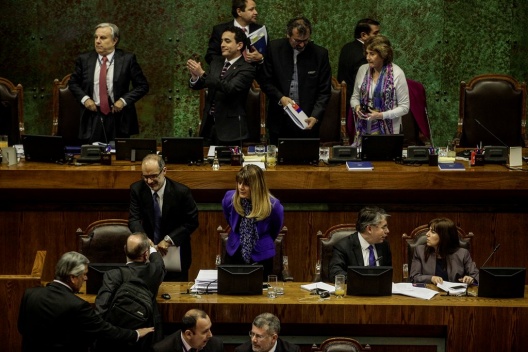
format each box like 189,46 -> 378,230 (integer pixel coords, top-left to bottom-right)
334,274 -> 345,298
266,145 -> 277,167
255,145 -> 266,157
319,146 -> 330,162
275,281 -> 284,295
0,135 -> 8,150
267,275 -> 277,299
402,263 -> 409,282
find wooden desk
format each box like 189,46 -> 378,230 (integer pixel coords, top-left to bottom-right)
78,282 -> 528,352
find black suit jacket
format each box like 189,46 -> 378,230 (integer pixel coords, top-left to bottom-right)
191,55 -> 256,142
337,39 -> 366,109
128,177 -> 199,273
329,232 -> 392,283
18,281 -> 136,352
152,331 -> 224,352
205,21 -> 263,64
259,38 -> 331,136
68,48 -> 149,139
235,338 -> 300,352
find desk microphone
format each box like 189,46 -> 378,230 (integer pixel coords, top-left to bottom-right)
474,119 -> 508,147
481,243 -> 501,268
375,256 -> 383,263
188,128 -> 193,137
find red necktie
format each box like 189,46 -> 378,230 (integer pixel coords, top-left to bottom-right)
99,56 -> 111,115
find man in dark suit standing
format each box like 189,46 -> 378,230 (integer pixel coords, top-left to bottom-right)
94,232 -> 166,351
129,154 -> 199,281
329,206 -> 392,283
69,22 -> 149,144
17,251 -> 153,352
337,18 -> 381,112
188,27 -> 256,145
259,16 -> 332,145
205,0 -> 266,66
235,313 -> 300,352
152,309 -> 224,352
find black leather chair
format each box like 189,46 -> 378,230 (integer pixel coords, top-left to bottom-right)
312,337 -> 371,352
319,77 -> 347,145
314,224 -> 356,283
0,77 -> 25,145
52,74 -> 83,146
77,219 -> 131,263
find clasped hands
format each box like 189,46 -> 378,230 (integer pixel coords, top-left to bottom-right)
355,105 -> 383,120
280,96 -> 318,129
187,59 -> 205,80
84,98 -> 124,113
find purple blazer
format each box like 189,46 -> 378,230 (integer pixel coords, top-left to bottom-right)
222,190 -> 284,262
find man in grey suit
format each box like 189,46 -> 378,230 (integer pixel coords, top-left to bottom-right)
152,309 -> 224,352
329,206 -> 392,283
235,313 -> 300,352
188,26 -> 256,145
69,22 -> 149,144
129,154 -> 199,282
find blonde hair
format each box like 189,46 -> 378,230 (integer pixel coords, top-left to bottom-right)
233,165 -> 273,221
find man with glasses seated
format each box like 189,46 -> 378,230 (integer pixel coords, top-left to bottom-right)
235,313 -> 300,352
129,154 -> 199,281
329,206 -> 393,283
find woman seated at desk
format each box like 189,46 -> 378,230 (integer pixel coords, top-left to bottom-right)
410,218 -> 479,285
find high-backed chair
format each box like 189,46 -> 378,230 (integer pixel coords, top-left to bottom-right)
314,224 -> 356,283
199,80 -> 265,145
319,77 -> 347,145
216,225 -> 292,281
404,78 -> 432,146
455,74 -> 527,147
76,219 -> 131,263
402,224 -> 474,271
52,74 -> 83,146
0,77 -> 25,145
312,337 -> 371,352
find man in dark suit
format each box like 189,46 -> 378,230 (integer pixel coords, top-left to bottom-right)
17,251 -> 153,352
329,206 -> 392,283
129,154 -> 199,281
69,22 -> 149,144
188,26 -> 256,145
152,309 -> 224,352
235,313 -> 300,352
337,18 -> 380,113
94,232 -> 166,351
205,0 -> 266,66
259,16 -> 332,145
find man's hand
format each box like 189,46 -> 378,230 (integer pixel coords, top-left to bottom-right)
84,99 -> 97,112
243,48 -> 263,63
187,59 -> 205,80
305,117 -> 318,129
156,239 -> 170,256
280,96 -> 293,107
112,99 -> 124,114
136,327 -> 154,338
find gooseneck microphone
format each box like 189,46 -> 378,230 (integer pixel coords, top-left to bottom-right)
375,256 -> 383,263
474,119 -> 508,147
481,243 -> 501,268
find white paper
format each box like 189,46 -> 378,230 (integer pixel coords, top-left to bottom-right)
509,146 -> 522,167
300,282 -> 336,293
284,102 -> 309,130
392,282 -> 439,300
191,269 -> 218,293
163,246 -> 182,272
436,281 -> 467,295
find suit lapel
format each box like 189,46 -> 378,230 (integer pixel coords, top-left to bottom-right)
87,52 -> 98,95
351,233 -> 364,265
113,49 -> 123,86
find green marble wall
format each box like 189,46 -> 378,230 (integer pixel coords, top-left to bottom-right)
1,0 -> 526,146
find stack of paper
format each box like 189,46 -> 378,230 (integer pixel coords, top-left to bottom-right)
284,102 -> 309,130
191,269 -> 218,293
300,282 -> 336,294
392,283 -> 439,300
436,281 -> 467,295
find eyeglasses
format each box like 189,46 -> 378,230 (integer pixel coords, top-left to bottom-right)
249,331 -> 270,341
142,169 -> 163,181
291,37 -> 310,45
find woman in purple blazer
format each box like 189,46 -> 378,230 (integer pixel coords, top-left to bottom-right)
410,218 -> 479,285
222,165 -> 284,278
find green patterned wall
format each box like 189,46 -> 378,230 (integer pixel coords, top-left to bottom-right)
1,0 -> 526,146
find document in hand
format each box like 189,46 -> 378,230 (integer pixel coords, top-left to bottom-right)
300,282 -> 336,294
436,281 -> 467,295
247,26 -> 268,55
284,102 -> 309,130
392,283 -> 439,300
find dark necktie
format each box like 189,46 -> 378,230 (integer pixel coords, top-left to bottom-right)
153,192 -> 162,244
99,56 -> 111,115
368,245 -> 376,266
210,61 -> 231,115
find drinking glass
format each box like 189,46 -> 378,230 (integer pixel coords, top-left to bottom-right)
334,274 -> 345,298
266,145 -> 277,167
0,135 -> 8,150
255,145 -> 266,157
402,264 -> 409,282
319,146 -> 329,162
267,275 -> 277,299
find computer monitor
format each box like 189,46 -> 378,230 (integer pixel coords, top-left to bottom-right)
478,267 -> 526,298
86,263 -> 127,294
347,266 -> 393,296
115,138 -> 157,161
21,134 -> 67,163
360,134 -> 404,161
217,264 -> 263,295
277,138 -> 320,165
161,137 -> 204,164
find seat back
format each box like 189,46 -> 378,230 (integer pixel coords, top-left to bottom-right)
217,225 -> 292,281
319,77 -> 348,145
402,224 -> 474,271
52,74 -> 83,146
0,77 -> 25,145
312,337 -> 371,352
315,224 -> 356,283
406,78 -> 431,146
77,219 -> 131,263
455,74 -> 527,147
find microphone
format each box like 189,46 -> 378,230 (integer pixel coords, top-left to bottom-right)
481,243 -> 501,268
474,119 -> 508,147
188,128 -> 193,137
100,116 -> 109,145
375,256 -> 383,263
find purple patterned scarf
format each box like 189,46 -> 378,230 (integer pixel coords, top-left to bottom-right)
239,198 -> 258,263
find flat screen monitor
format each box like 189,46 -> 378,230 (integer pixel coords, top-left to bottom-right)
360,134 -> 404,161
21,134 -> 67,163
217,264 -> 263,295
277,138 -> 320,165
86,263 -> 127,294
347,266 -> 393,296
115,138 -> 157,161
478,267 -> 526,298
161,137 -> 204,164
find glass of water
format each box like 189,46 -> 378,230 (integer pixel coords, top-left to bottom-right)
267,275 -> 277,299
334,274 -> 345,298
